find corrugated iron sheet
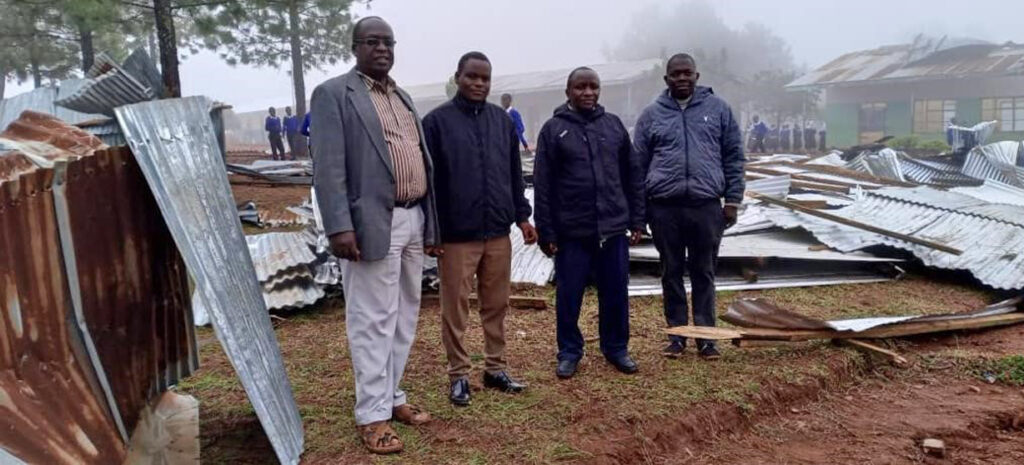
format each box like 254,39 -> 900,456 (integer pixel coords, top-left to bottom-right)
58,147 -> 197,434
767,189 -> 1024,290
0,79 -> 103,129
246,232 -> 318,282
56,65 -> 155,117
2,125 -> 195,464
510,188 -> 554,285
963,145 -> 1024,187
115,96 -> 304,464
1,165 -> 127,465
746,174 -> 791,199
788,39 -> 1024,88
951,179 -> 1024,207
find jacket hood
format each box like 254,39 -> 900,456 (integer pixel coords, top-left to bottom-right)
656,86 -> 714,110
552,102 -> 606,124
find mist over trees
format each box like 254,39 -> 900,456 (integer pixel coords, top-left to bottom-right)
608,1 -> 817,124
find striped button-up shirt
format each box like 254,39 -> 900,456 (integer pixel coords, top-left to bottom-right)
359,73 -> 428,202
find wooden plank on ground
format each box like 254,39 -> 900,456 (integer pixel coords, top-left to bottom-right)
664,313 -> 1024,341
839,339 -> 909,366
663,326 -> 745,340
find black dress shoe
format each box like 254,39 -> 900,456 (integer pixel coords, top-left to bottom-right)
482,371 -> 527,393
449,377 -> 470,406
556,359 -> 579,379
698,343 -> 721,360
607,354 -> 639,374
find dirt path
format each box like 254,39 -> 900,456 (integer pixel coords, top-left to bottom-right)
674,325 -> 1024,465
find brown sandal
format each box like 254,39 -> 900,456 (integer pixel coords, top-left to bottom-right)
358,421 -> 403,454
393,403 -> 431,426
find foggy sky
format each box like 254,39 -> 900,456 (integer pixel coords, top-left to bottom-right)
6,0 -> 1024,112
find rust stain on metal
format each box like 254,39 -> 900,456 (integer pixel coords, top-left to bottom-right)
0,114 -> 196,464
0,168 -> 126,465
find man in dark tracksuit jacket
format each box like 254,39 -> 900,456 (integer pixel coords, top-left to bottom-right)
633,53 -> 745,359
422,51 -> 538,406
534,67 -> 644,379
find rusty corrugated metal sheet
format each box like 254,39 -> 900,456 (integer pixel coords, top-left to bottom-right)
60,147 -> 197,436
1,167 -> 127,465
1,116 -> 196,464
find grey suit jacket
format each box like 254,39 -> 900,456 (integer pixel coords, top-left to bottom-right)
310,68 -> 440,262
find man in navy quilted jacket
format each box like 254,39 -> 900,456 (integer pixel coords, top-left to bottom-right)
633,53 -> 746,360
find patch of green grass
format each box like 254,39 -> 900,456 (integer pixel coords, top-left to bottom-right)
984,355 -> 1024,386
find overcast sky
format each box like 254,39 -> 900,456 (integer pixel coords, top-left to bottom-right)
6,0 -> 1024,112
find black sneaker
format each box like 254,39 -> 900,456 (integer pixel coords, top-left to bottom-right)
662,341 -> 685,358
698,343 -> 721,360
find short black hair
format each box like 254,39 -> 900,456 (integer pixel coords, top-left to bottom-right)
456,51 -> 490,74
352,16 -> 386,41
501,93 -> 512,100
666,53 -> 696,69
566,66 -> 595,87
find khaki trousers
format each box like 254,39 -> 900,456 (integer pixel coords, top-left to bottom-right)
342,206 -> 424,425
439,236 -> 511,380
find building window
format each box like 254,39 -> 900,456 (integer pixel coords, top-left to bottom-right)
858,103 -> 886,144
982,97 -> 1024,132
913,99 -> 956,133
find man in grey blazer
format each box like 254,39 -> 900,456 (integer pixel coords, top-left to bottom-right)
310,16 -> 439,455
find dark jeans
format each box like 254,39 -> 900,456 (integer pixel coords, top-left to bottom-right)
752,135 -> 766,153
648,200 -> 724,346
268,132 -> 285,160
554,234 -> 630,362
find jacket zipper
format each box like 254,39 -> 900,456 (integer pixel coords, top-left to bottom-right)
681,104 -> 690,196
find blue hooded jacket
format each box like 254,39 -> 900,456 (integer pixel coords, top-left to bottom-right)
632,87 -> 745,217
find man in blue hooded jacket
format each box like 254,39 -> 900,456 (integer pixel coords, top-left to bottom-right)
534,67 -> 644,379
633,53 -> 745,360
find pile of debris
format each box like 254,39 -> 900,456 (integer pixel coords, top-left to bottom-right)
247,231 -> 326,311
227,159 -> 312,185
667,296 -> 1024,364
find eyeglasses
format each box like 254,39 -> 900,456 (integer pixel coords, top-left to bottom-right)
354,37 -> 397,48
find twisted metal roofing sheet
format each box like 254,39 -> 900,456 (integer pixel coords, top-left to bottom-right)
767,191 -> 1024,290
115,96 -> 303,464
951,179 -> 1024,207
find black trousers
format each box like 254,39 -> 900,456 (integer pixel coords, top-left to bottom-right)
752,135 -> 766,153
554,235 -> 630,362
648,200 -> 724,346
269,132 -> 285,160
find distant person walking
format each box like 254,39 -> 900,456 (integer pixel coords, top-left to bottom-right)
534,67 -> 643,379
633,53 -> 745,360
283,106 -> 301,159
501,93 -> 530,152
750,115 -> 768,153
265,107 -> 286,160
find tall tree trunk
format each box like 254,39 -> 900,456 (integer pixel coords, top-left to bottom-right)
78,24 -> 95,73
148,30 -> 158,64
30,54 -> 42,88
153,0 -> 180,97
287,0 -> 307,157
